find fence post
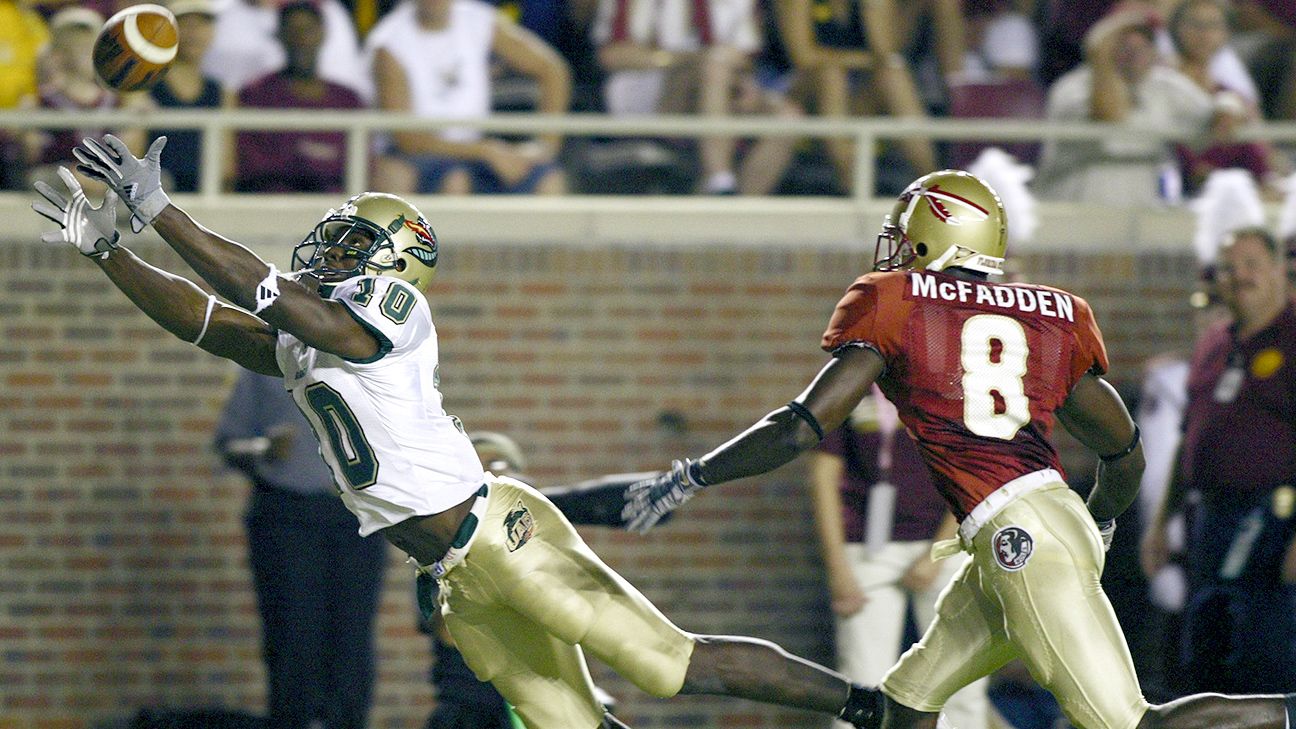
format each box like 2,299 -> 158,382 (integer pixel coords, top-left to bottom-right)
852,127 -> 875,204
199,115 -> 224,201
346,125 -> 369,194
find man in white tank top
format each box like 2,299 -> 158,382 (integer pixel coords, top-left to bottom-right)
365,0 -> 570,195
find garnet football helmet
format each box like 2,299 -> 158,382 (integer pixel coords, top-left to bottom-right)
292,192 -> 439,289
874,170 -> 1007,275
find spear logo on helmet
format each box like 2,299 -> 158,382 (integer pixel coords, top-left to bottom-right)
918,184 -> 991,226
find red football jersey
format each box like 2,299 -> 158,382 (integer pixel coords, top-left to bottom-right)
821,270 -> 1109,519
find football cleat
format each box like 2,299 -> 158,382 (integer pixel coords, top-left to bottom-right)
840,683 -> 883,729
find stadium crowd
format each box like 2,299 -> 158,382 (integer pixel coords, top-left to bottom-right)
3,0 -> 1296,198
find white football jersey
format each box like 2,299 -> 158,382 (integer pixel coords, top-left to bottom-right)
276,275 -> 485,535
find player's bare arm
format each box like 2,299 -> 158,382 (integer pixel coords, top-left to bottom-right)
98,246 -> 281,375
699,346 -> 886,485
71,134 -> 381,362
622,345 -> 884,533
31,165 -> 280,374
148,206 -> 380,361
1055,372 -> 1146,524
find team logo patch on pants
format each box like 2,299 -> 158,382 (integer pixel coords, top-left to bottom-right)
504,500 -> 535,552
992,526 -> 1034,571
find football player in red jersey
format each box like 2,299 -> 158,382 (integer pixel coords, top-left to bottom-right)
623,169 -> 1296,729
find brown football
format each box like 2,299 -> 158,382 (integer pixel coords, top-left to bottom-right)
92,4 -> 179,92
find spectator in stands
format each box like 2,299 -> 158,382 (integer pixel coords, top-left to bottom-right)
216,369 -> 386,729
774,0 -> 937,192
1233,0 -> 1296,121
1168,0 -> 1260,105
0,0 -> 46,109
808,386 -> 988,729
1163,0 -> 1287,199
148,0 -> 233,194
366,0 -> 570,195
1142,226 -> 1296,695
234,0 -> 364,193
492,0 -> 607,112
21,7 -> 147,192
590,0 -> 802,195
884,0 -> 967,116
897,0 -> 967,82
958,0 -> 1040,82
0,0 -> 48,190
204,0 -> 366,95
1035,5 -> 1212,206
1037,0 -> 1123,85
1175,90 -> 1287,199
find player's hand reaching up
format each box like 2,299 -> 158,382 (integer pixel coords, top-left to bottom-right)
73,134 -> 170,233
621,459 -> 707,533
31,167 -> 121,260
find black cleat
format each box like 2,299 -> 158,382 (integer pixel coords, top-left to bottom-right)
839,684 -> 883,729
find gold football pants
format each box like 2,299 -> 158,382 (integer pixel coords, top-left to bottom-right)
437,477 -> 696,729
881,483 -> 1151,729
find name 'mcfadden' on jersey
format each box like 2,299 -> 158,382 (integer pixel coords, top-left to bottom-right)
821,269 -> 1109,520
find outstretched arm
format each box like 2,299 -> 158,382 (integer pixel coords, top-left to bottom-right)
31,167 -> 280,375
623,345 -> 884,532
540,472 -> 664,528
1055,372 -> 1146,524
694,346 -> 885,485
73,134 -> 380,362
99,246 -> 281,375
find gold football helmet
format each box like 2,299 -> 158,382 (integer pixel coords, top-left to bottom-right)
874,170 -> 1007,275
292,192 -> 439,289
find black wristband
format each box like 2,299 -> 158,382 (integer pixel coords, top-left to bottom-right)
1099,424 -> 1141,463
786,400 -> 825,442
686,459 -> 709,487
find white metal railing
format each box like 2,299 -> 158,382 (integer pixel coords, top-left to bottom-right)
6,108 -> 1296,203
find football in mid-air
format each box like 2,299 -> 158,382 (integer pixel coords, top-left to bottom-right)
92,4 -> 179,92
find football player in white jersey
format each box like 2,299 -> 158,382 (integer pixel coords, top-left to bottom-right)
29,135 -> 886,729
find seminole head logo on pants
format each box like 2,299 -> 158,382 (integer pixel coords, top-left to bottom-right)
992,526 -> 1034,571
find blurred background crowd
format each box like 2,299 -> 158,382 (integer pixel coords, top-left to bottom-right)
4,0 -> 1296,199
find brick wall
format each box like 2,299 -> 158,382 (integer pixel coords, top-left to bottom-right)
0,237 -> 1200,729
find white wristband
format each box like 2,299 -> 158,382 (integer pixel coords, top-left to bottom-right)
253,264 -> 282,315
192,293 -> 217,346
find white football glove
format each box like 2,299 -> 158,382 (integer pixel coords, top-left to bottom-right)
73,134 -> 170,233
31,167 -> 121,259
1096,518 -> 1116,552
621,459 -> 706,534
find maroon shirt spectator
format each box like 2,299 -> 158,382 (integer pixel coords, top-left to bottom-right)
818,414 -> 946,543
1179,301 -> 1296,505
233,0 -> 362,193
1176,141 -> 1270,196
36,86 -> 117,165
235,73 -> 361,193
